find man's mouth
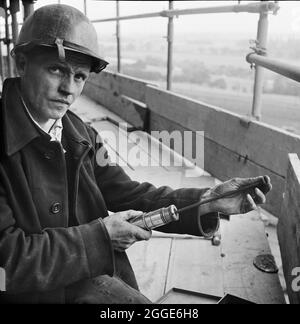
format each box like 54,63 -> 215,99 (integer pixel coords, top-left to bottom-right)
52,99 -> 70,106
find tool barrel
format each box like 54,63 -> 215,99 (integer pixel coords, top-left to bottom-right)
129,205 -> 179,230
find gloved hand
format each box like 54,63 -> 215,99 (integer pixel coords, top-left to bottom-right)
103,210 -> 152,252
205,176 -> 272,215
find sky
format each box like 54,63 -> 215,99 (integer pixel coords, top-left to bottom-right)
30,0 -> 300,40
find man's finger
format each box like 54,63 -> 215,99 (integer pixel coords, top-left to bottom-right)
247,194 -> 258,211
258,175 -> 272,194
238,176 -> 272,194
237,176 -> 263,185
254,188 -> 266,204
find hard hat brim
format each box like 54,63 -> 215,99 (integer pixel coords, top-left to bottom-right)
11,41 -> 109,73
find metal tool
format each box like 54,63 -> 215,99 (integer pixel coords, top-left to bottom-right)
212,233 -> 222,246
129,205 -> 179,231
129,176 -> 269,231
176,176 -> 269,215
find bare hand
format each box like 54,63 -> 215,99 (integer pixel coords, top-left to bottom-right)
206,176 -> 272,215
103,210 -> 152,252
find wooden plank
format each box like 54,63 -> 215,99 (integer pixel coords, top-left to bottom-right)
88,107 -> 215,190
278,154 -> 300,304
150,110 -> 285,217
86,70 -> 153,102
107,127 -> 215,190
149,122 -> 205,171
71,95 -> 126,124
93,120 -> 169,172
126,131 -> 214,190
72,96 -> 136,168
91,120 -> 137,170
127,130 -> 182,171
204,136 -> 285,216
221,214 -> 285,304
83,82 -> 148,130
146,85 -> 300,179
127,237 -> 173,302
128,130 -> 208,178
74,97 -> 207,190
165,237 -> 224,298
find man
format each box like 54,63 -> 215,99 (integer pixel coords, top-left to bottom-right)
0,4 -> 271,304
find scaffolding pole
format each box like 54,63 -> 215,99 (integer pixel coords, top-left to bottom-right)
116,0 -> 121,73
22,0 -> 34,21
83,0 -> 87,16
4,0 -> 13,77
10,0 -> 20,46
91,1 -> 279,108
251,9 -> 269,121
11,10 -> 18,45
0,29 -> 5,81
92,2 -> 279,23
247,54 -> 300,84
167,1 -> 174,91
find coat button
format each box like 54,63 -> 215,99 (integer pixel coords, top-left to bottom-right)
50,203 -> 61,214
44,150 -> 55,160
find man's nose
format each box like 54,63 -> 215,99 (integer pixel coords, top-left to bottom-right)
59,75 -> 76,96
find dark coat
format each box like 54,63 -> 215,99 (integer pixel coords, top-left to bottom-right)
0,78 -> 219,304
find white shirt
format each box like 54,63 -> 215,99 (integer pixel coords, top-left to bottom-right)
21,97 -> 66,152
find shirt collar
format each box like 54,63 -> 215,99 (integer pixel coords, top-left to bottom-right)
21,95 -> 63,143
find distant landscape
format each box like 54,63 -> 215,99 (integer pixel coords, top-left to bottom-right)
99,32 -> 300,135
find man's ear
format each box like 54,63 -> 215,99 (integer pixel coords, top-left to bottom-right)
15,53 -> 27,77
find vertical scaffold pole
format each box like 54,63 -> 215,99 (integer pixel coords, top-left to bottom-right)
10,0 -> 20,46
4,0 -> 13,77
166,0 -> 174,91
251,7 -> 269,121
0,28 -> 5,81
10,0 -> 20,77
83,0 -> 87,16
116,0 -> 121,73
22,0 -> 34,21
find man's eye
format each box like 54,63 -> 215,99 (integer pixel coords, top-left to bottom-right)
75,74 -> 87,82
49,67 -> 63,75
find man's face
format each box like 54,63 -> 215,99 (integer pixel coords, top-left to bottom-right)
17,48 -> 92,123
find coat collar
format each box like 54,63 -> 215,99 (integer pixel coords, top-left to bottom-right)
1,77 -> 93,157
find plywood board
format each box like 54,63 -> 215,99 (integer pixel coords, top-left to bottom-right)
127,238 -> 173,302
278,154 -> 300,304
165,237 -> 224,298
221,214 -> 285,304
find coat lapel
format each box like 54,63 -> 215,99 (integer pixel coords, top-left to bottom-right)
1,78 -> 41,157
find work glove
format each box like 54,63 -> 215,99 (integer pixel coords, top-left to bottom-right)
205,176 -> 272,215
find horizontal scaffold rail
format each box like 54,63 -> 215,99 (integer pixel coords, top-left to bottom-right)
91,1 -> 279,23
246,53 -> 300,83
